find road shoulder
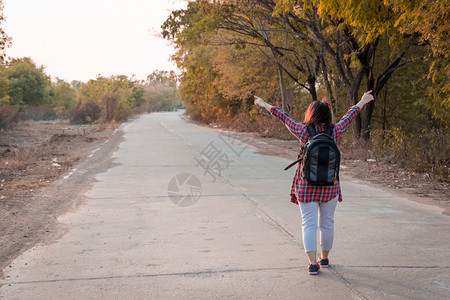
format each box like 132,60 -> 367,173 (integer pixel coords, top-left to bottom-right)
0,127 -> 124,279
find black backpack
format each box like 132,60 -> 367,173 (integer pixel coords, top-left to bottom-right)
284,126 -> 340,186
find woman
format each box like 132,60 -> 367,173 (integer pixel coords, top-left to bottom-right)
254,91 -> 374,275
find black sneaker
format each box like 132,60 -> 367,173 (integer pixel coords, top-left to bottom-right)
308,263 -> 320,275
318,257 -> 329,268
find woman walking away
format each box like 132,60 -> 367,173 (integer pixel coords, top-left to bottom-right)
254,91 -> 374,275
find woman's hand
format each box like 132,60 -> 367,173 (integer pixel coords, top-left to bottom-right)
254,95 -> 265,107
356,90 -> 375,108
254,95 -> 273,111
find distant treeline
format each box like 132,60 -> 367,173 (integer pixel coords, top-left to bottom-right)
162,0 -> 449,181
0,58 -> 179,127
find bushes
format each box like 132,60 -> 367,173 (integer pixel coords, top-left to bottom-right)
70,97 -> 132,125
372,127 -> 449,182
24,105 -> 57,121
0,104 -> 59,129
102,94 -> 131,122
112,100 -> 131,122
0,105 -> 22,129
102,94 -> 118,123
70,101 -> 102,124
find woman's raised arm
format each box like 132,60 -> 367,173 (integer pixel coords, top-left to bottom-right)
254,95 -> 273,111
254,95 -> 307,141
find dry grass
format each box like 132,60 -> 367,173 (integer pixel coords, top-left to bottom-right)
0,120 -> 113,197
0,105 -> 23,129
1,138 -> 75,191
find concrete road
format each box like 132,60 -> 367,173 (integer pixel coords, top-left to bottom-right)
1,111 -> 449,299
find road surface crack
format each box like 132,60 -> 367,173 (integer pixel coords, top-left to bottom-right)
5,266 -> 301,285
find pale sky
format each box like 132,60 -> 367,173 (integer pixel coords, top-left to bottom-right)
3,0 -> 187,83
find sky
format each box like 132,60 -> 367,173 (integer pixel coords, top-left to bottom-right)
3,0 -> 187,83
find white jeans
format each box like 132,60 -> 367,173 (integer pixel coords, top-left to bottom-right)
299,195 -> 338,252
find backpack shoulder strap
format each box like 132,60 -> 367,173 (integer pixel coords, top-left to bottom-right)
306,126 -> 317,138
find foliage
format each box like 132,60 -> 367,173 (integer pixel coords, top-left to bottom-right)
0,58 -> 79,121
372,127 -> 449,182
144,70 -> 179,112
385,0 -> 450,127
146,70 -> 176,87
0,58 -> 176,124
78,75 -> 145,122
51,81 -> 77,118
5,57 -> 51,108
70,101 -> 102,124
0,0 -> 11,65
385,0 -> 449,59
0,64 -> 9,104
162,0 -> 311,122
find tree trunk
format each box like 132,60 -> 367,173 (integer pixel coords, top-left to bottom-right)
308,75 -> 318,101
382,84 -> 388,131
361,101 -> 375,140
351,92 -> 362,139
361,66 -> 375,140
349,67 -> 365,138
319,49 -> 336,122
277,64 -> 287,111
361,48 -> 405,140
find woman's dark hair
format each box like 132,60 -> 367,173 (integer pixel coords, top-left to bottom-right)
303,101 -> 332,126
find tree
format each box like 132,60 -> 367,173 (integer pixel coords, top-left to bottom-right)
162,0 -> 414,137
284,0 -> 450,137
0,0 -> 11,65
206,0 -> 323,105
146,70 -> 176,87
271,0 -> 422,139
6,57 -> 51,107
144,70 -> 178,112
0,64 -> 9,104
385,0 -> 449,126
163,0 -> 448,136
162,0 -> 319,120
162,1 -> 224,120
52,81 -> 77,118
385,0 -> 449,60
71,80 -> 82,90
78,75 -> 145,122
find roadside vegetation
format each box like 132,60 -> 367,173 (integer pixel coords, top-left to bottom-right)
0,59 -> 180,128
161,0 -> 449,182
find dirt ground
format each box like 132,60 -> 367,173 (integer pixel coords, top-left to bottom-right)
0,120 -> 117,275
0,115 -> 448,278
0,120 -> 115,202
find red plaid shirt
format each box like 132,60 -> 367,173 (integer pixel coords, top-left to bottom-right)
270,105 -> 361,205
